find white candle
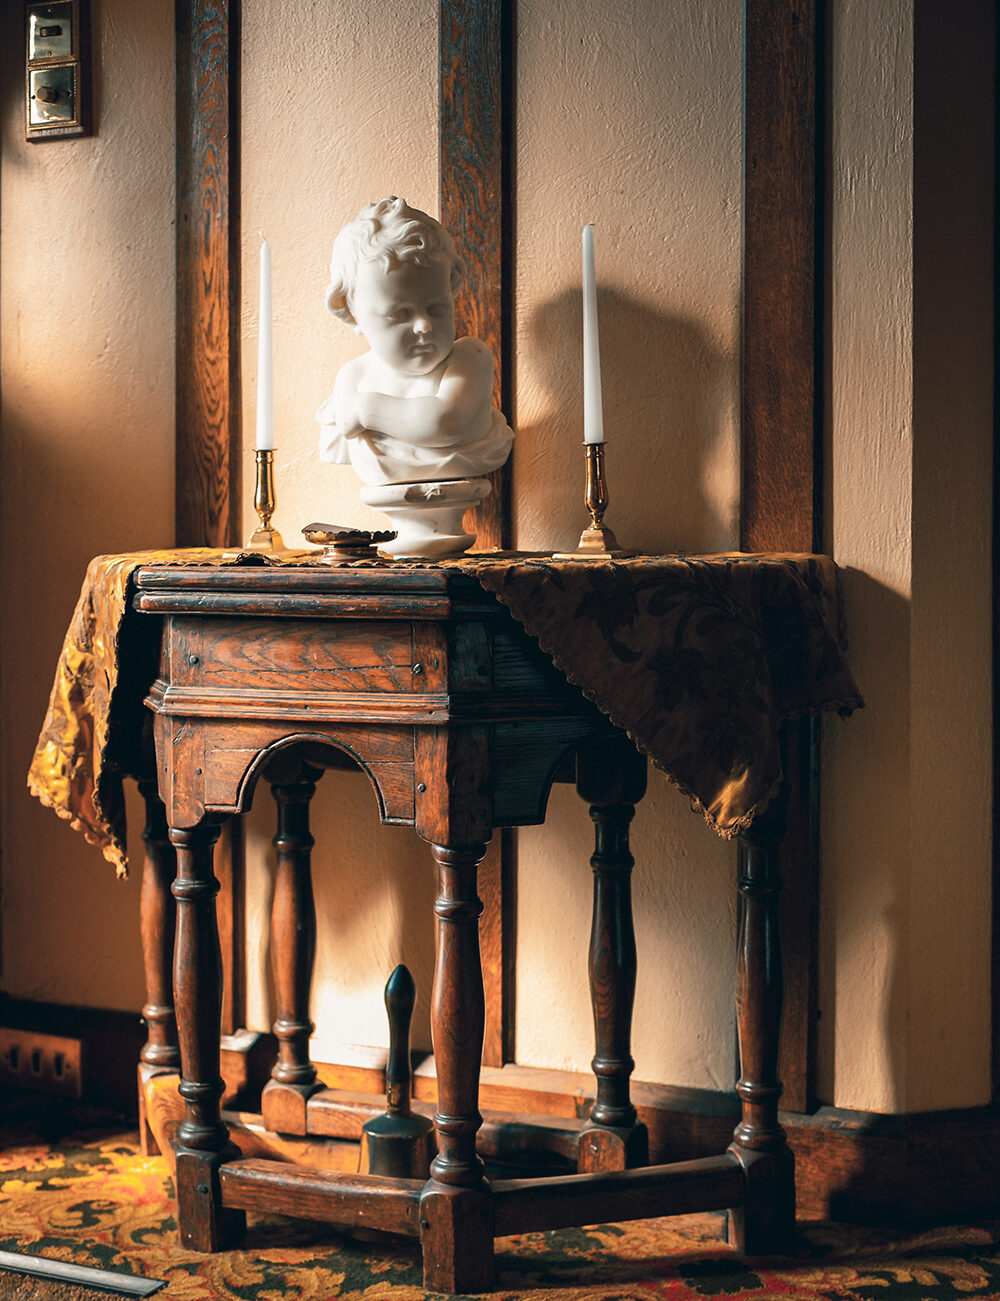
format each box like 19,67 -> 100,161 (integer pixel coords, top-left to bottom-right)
256,235 -> 274,450
582,223 -> 605,444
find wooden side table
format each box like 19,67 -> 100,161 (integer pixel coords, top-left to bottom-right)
133,561 -> 794,1293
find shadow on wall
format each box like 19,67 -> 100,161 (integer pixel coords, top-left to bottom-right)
248,759 -> 437,1055
516,287 -> 738,556
510,287 -> 741,1080
817,568 -> 909,1112
0,2 -> 47,160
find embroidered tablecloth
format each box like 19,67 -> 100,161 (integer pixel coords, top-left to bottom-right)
28,550 -> 862,875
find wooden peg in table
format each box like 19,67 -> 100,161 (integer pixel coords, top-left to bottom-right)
359,965 -> 434,1179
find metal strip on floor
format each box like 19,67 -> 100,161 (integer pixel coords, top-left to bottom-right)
0,1250 -> 165,1296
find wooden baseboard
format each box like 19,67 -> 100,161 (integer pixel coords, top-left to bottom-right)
5,999 -> 998,1227
788,1104 -> 1000,1224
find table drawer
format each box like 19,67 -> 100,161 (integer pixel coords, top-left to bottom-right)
166,616 -> 421,695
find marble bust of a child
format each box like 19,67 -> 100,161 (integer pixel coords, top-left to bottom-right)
317,198 -> 513,511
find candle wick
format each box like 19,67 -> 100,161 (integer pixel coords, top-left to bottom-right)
259,230 -> 267,241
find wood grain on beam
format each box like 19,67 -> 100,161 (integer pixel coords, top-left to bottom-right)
440,0 -> 513,553
742,0 -> 822,1113
175,0 -> 241,549
742,0 -> 821,555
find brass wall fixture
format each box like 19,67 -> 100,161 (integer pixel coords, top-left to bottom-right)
25,0 -> 90,141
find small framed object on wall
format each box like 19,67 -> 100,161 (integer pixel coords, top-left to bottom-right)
25,0 -> 91,141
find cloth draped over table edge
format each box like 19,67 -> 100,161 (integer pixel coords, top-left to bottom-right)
27,549 -> 864,878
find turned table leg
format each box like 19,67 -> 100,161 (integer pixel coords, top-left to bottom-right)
419,841 -> 493,1294
261,771 -> 321,1134
581,799 -> 649,1170
170,820 -> 246,1252
727,815 -> 795,1254
137,780 -> 179,1154
576,739 -> 648,1172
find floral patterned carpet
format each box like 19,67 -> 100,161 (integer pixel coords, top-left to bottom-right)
2,1096 -> 1000,1300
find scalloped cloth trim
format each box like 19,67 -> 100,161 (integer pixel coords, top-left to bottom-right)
27,548 -> 863,877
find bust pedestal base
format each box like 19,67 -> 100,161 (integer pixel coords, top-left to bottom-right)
360,478 -> 490,559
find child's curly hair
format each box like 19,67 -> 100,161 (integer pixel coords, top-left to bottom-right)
325,196 -> 465,327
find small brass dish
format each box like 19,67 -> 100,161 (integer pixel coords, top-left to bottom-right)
302,522 -> 396,562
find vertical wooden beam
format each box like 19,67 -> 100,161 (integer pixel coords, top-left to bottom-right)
993,3 -> 1000,1107
440,0 -> 516,1065
439,0 -> 514,554
742,0 -> 822,555
175,0 -> 244,1035
477,829 -> 516,1066
213,822 -> 245,1037
175,0 -> 241,549
772,717 -> 819,1112
742,0 -> 822,1113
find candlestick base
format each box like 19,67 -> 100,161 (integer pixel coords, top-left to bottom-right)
554,522 -> 637,561
223,449 -> 298,558
246,523 -> 288,551
553,441 -> 637,560
222,525 -> 295,560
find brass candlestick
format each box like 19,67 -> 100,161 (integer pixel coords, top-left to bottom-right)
245,448 -> 287,552
554,442 -> 636,560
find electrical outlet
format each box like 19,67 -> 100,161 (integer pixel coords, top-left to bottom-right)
0,1028 -> 82,1098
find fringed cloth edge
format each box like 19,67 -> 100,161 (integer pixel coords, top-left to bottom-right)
27,549 -> 864,874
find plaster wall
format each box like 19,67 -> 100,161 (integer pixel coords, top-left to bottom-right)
821,0 -> 994,1111
0,0 -> 175,1010
820,0 -> 915,1112
0,0 -> 992,1117
510,0 -> 742,1085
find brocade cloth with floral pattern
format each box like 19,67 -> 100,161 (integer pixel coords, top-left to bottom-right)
27,550 -> 226,875
465,552 -> 863,837
28,549 -> 862,876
